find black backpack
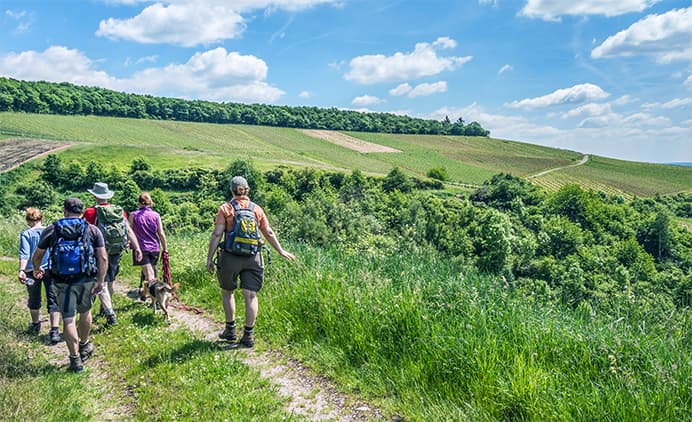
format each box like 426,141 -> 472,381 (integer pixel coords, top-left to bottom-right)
50,218 -> 97,277
223,200 -> 261,256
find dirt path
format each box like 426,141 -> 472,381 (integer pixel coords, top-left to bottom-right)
118,282 -> 386,421
528,154 -> 589,178
301,129 -> 401,153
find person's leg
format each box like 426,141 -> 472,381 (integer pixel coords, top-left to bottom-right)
241,288 -> 258,328
221,288 -> 236,322
77,311 -> 92,345
26,277 -> 42,331
142,263 -> 156,281
62,316 -> 79,356
44,276 -> 61,342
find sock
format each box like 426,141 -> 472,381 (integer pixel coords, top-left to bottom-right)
226,321 -> 236,328
69,354 -> 79,359
244,326 -> 254,333
79,341 -> 90,347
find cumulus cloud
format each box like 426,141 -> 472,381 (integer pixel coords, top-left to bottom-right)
96,0 -> 341,47
591,7 -> 692,63
520,0 -> 660,21
498,64 -> 513,75
561,102 -> 613,119
426,103 -> 691,163
506,83 -> 609,109
351,95 -> 383,106
642,98 -> 692,109
389,81 -> 447,98
298,91 -> 312,98
344,37 -> 472,85
685,75 -> 692,89
0,46 -> 284,103
0,46 -> 116,86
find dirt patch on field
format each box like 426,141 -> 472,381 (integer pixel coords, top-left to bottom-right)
301,129 -> 400,153
0,139 -> 73,173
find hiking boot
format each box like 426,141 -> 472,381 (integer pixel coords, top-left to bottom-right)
105,312 -> 117,326
239,330 -> 254,348
79,341 -> 94,361
29,321 -> 41,335
69,355 -> 83,372
218,326 -> 237,341
49,327 -> 61,344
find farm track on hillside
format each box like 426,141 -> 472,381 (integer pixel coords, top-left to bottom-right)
0,139 -> 72,173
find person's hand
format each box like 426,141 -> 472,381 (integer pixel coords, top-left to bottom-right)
206,259 -> 215,274
33,268 -> 45,280
18,269 -> 26,283
134,248 -> 143,262
91,281 -> 104,295
280,250 -> 296,261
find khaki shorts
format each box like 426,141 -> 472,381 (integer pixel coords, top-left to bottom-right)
217,250 -> 264,292
54,279 -> 96,318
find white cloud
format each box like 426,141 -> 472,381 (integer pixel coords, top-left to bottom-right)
642,98 -> 692,109
498,64 -> 513,75
96,0 -> 341,47
685,75 -> 692,89
389,81 -> 447,98
426,103 -> 691,163
0,46 -> 116,86
591,7 -> 692,63
298,91 -> 312,98
0,46 -> 284,103
344,37 -> 472,84
520,0 -> 660,21
5,9 -> 27,19
479,0 -> 498,7
561,103 -> 613,119
507,83 -> 609,109
408,81 -> 447,98
97,3 -> 245,47
389,83 -> 412,96
613,95 -> 635,105
351,95 -> 383,106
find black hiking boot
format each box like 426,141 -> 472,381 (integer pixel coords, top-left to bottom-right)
79,341 -> 94,361
239,329 -> 254,348
105,312 -> 117,326
69,355 -> 83,372
49,327 -> 61,344
218,326 -> 237,341
29,321 -> 41,335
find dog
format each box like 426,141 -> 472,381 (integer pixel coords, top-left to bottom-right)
141,280 -> 180,321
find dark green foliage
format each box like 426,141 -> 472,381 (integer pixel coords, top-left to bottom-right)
427,166 -> 448,181
0,77 -> 490,136
382,167 -> 413,193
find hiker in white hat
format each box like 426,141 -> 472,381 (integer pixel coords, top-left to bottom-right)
83,182 -> 142,325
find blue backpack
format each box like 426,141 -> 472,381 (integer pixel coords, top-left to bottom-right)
223,200 -> 261,256
50,218 -> 96,277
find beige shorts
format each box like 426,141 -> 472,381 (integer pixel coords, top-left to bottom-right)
217,250 -> 264,292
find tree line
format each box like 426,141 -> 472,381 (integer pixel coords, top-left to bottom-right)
0,77 -> 489,136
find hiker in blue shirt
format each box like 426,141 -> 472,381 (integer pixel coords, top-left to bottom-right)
18,207 -> 61,344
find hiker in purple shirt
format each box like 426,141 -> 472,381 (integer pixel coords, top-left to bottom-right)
129,192 -> 168,288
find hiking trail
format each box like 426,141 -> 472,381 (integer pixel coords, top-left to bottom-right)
528,154 -> 589,178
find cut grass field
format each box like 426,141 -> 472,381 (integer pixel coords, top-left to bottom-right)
1,111 -> 691,196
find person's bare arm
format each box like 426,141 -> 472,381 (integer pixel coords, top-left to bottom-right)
157,216 -> 168,252
261,225 -> 295,261
207,223 -> 225,273
125,220 -> 143,261
91,246 -> 108,294
31,248 -> 47,278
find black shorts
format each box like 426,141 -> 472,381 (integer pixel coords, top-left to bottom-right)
106,253 -> 122,283
25,270 -> 59,313
133,250 -> 160,267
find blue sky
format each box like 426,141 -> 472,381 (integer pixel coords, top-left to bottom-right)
1,0 -> 691,163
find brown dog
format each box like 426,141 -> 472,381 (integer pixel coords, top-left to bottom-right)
142,280 -> 180,321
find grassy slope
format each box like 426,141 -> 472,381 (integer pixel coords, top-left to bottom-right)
1,111 -> 691,196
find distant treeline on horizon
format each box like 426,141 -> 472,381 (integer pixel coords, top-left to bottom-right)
0,77 -> 489,136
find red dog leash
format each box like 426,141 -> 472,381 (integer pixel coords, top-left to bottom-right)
161,251 -> 204,314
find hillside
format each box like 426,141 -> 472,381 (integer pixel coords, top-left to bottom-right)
1,111 -> 691,197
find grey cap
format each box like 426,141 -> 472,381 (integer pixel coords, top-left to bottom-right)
231,176 -> 249,193
64,197 -> 84,214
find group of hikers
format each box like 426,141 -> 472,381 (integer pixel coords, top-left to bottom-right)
18,176 -> 294,372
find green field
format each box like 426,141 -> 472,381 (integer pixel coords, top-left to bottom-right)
1,111 -> 690,196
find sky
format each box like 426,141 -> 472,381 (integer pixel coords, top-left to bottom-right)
1,0 -> 691,164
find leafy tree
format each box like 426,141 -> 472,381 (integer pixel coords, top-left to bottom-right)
426,167 -> 448,181
383,167 -> 413,193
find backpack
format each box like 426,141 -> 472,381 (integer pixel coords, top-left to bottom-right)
223,200 -> 261,256
95,204 -> 128,255
50,218 -> 96,277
